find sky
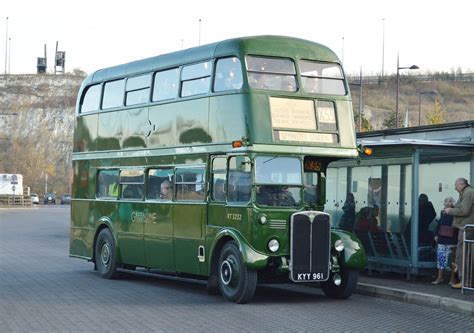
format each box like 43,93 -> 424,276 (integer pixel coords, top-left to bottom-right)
1,0 -> 473,76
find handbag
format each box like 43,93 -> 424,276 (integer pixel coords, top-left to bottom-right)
438,224 -> 456,238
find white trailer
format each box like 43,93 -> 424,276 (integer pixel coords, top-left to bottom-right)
0,174 -> 23,195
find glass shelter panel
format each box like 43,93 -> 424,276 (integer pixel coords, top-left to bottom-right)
325,167 -> 346,226
419,162 -> 468,214
303,171 -> 319,206
386,165 -> 402,233
417,161 -> 469,262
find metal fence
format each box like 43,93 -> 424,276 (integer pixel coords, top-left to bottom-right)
462,224 -> 474,294
347,72 -> 474,86
0,195 -> 32,207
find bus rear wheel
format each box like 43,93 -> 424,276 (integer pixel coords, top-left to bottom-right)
95,228 -> 119,279
217,241 -> 257,304
321,268 -> 359,299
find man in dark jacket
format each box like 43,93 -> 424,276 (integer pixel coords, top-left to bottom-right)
404,194 -> 436,246
418,194 -> 437,245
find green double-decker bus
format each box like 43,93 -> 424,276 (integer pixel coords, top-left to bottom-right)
70,35 -> 367,303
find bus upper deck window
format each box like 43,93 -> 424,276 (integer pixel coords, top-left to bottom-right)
102,79 -> 125,109
246,56 -> 297,92
81,84 -> 101,113
125,74 -> 151,106
214,57 -> 243,92
153,68 -> 180,102
181,61 -> 212,98
299,61 -> 346,95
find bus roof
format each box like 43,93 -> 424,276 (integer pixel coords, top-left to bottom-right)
85,35 -> 341,86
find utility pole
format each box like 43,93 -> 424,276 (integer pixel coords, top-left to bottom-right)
198,19 -> 202,46
382,18 -> 385,77
341,36 -> 345,64
358,67 -> 363,132
4,17 -> 8,74
8,37 -> 11,74
55,41 -> 58,74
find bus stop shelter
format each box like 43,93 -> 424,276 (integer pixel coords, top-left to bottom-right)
326,121 -> 474,277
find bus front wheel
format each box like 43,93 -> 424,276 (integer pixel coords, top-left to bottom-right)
217,241 -> 257,304
95,228 -> 119,279
321,268 -> 359,299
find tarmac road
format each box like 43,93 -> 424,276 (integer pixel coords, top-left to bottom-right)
1,206 -> 473,332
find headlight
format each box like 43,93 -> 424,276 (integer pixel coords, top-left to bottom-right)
268,239 -> 280,253
334,239 -> 344,252
259,215 -> 268,225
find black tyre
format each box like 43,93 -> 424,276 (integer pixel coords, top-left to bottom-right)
321,268 -> 359,299
217,241 -> 257,304
95,228 -> 119,279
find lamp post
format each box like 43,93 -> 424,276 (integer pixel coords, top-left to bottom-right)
396,53 -> 419,128
418,90 -> 438,126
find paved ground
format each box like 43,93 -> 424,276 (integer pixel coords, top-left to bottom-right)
359,272 -> 474,302
1,206 -> 473,332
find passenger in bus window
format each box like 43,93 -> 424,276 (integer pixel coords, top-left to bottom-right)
281,76 -> 296,91
147,176 -> 160,199
275,186 -> 296,206
249,73 -> 267,89
265,75 -> 281,90
303,77 -> 319,93
160,180 -> 173,200
108,182 -> 118,197
256,185 -> 274,206
122,184 -> 143,199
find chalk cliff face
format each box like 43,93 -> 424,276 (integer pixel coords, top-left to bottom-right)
0,74 -> 82,138
0,74 -> 84,194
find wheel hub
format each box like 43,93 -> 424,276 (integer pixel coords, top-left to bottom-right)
101,243 -> 111,267
220,260 -> 233,286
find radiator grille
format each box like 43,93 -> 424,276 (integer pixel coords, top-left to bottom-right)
290,211 -> 331,282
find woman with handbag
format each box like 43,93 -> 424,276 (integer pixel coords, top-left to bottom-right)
432,197 -> 459,285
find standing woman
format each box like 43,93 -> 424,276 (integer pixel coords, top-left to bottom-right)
432,197 -> 458,285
